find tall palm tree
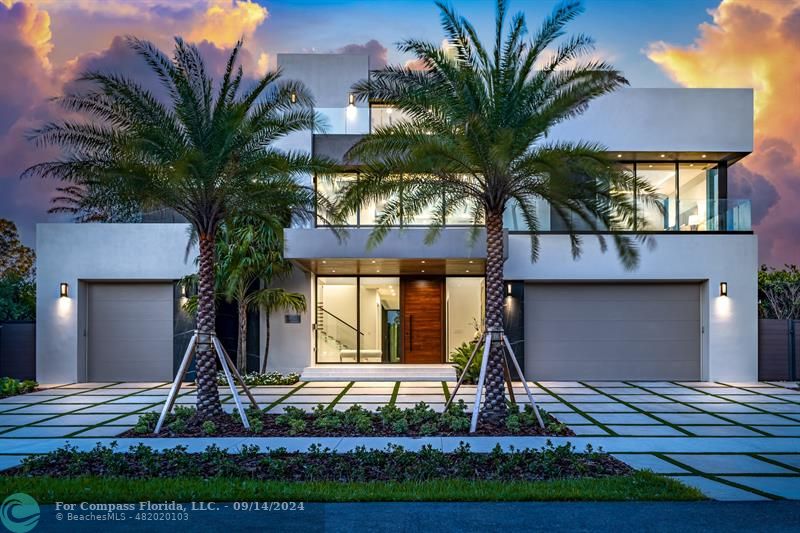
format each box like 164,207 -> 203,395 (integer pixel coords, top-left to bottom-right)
337,0 -> 658,424
25,37 -> 327,420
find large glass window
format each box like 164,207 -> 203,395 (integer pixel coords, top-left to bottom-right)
445,277 -> 485,361
678,162 -> 717,231
370,104 -> 412,131
358,278 -> 400,362
636,163 -> 677,230
316,278 -> 358,363
316,174 -> 357,225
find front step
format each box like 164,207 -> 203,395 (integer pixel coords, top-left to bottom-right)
300,364 -> 456,382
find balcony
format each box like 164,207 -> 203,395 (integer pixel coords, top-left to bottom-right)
504,199 -> 752,233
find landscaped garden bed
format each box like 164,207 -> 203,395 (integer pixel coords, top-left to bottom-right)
0,442 -> 703,502
123,401 -> 574,437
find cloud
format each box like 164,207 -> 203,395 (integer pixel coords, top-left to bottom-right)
186,0 -> 268,49
647,0 -> 800,266
337,39 -> 388,69
0,1 -> 272,247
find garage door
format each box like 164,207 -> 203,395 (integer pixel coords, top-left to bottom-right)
87,283 -> 174,382
525,283 -> 701,381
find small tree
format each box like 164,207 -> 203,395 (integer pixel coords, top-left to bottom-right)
758,265 -> 800,320
184,216 -> 306,372
0,220 -> 36,321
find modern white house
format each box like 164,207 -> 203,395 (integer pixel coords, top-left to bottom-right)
36,53 -> 757,385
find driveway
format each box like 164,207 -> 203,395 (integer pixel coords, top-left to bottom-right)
1,379 -> 799,500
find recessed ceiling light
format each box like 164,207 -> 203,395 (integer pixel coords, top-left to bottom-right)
690,163 -> 694,167
421,269 -> 425,273
331,269 -> 336,273
701,154 -> 707,158
376,270 -> 380,273
648,164 -> 653,168
371,260 -> 376,264
468,260 -> 474,264
660,154 -> 665,158
421,260 -> 426,264
617,154 -> 622,158
322,260 -> 326,264
465,269 -> 470,273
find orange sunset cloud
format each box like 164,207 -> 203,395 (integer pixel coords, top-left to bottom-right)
648,0 -> 800,265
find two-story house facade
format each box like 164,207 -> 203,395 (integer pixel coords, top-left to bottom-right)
35,53 -> 757,384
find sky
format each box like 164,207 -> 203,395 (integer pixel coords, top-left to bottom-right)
0,0 -> 797,266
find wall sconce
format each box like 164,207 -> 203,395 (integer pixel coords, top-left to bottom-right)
348,93 -> 355,106
180,283 -> 188,298
719,282 -> 728,297
290,91 -> 297,104
59,282 -> 69,298
506,282 -> 512,297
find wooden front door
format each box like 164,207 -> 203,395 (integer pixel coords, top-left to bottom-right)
402,278 -> 443,363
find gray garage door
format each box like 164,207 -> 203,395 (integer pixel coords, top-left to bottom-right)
524,283 -> 701,381
87,283 -> 174,382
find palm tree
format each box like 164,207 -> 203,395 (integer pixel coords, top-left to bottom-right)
336,0 -> 658,424
25,37 -> 327,420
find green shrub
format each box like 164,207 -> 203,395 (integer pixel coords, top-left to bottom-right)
450,341 -> 483,384
201,420 -> 217,435
0,377 -> 37,398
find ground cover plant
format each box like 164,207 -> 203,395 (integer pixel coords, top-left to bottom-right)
124,401 -> 572,437
216,371 -> 300,387
10,441 -> 627,482
0,377 -> 37,398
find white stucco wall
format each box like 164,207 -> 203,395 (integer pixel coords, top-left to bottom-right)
36,223 -> 196,384
503,233 -> 758,382
259,267 -> 314,374
548,88 -> 753,154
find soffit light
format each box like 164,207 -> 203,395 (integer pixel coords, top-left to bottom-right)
719,282 -> 728,297
59,282 -> 69,298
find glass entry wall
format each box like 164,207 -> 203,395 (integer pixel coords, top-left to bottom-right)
445,277 -> 485,361
359,278 -> 400,363
316,276 -> 483,364
316,277 -> 400,363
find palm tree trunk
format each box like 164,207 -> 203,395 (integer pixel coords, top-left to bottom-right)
237,302 -> 247,372
260,313 -> 271,373
195,233 -> 223,419
482,210 -> 507,423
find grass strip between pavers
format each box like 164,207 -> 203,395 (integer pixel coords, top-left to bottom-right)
389,382 -> 400,406
326,382 -> 355,410
0,472 -> 703,503
441,381 -> 450,402
262,381 -> 308,412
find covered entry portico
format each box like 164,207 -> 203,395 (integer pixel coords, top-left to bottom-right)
285,228 -> 490,372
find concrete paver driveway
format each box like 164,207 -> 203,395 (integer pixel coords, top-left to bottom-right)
1,379 -> 798,500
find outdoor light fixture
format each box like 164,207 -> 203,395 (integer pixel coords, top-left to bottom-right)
720,282 -> 728,297
59,282 -> 69,298
290,91 -> 297,104
701,154 -> 707,158
660,154 -> 665,158
180,283 -> 188,298
348,93 -> 355,106
506,283 -> 512,297
617,154 -> 622,158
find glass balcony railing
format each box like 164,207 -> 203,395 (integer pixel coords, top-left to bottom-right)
503,198 -> 752,232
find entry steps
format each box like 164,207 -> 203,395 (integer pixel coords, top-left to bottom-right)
300,364 -> 456,382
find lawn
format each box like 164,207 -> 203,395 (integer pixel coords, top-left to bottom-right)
0,472 -> 703,503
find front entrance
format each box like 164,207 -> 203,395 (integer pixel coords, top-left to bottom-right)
402,278 -> 444,363
315,275 -> 483,364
